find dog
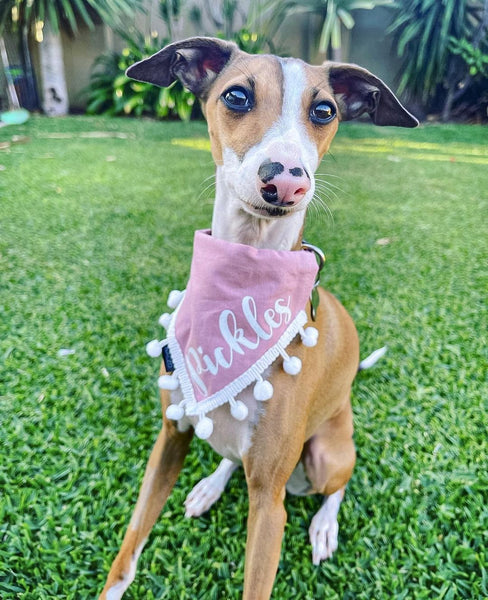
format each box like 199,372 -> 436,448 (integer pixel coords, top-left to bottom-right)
99,37 -> 417,600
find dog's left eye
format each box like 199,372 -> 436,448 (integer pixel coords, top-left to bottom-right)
222,86 -> 254,112
310,101 -> 336,124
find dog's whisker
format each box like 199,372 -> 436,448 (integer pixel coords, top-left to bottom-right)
198,184 -> 216,198
315,179 -> 343,193
307,198 -> 325,225
316,172 -> 342,179
198,179 -> 216,196
315,177 -> 345,195
198,175 -> 217,202
311,194 -> 335,225
315,185 -> 342,205
314,184 -> 340,204
201,172 -> 217,184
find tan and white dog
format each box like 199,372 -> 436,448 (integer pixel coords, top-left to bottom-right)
99,37 -> 417,600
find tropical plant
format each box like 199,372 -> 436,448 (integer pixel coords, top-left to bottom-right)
445,33 -> 488,121
0,0 -> 144,116
85,31 -> 198,121
254,0 -> 393,61
159,0 -> 184,41
0,0 -> 144,34
220,27 -> 274,54
188,0 -> 245,39
388,0 -> 488,120
449,36 -> 488,77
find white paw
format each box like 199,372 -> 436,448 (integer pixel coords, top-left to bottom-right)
309,510 -> 339,564
106,581 -> 127,600
308,489 -> 343,565
184,459 -> 237,518
184,475 -> 225,517
105,539 -> 146,600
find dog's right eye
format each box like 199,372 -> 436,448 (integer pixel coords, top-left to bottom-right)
222,86 -> 254,112
310,100 -> 337,125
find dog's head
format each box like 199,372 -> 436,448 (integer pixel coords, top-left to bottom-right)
127,37 -> 417,220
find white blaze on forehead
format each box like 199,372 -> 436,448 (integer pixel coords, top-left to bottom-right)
281,60 -> 306,127
275,59 -> 319,170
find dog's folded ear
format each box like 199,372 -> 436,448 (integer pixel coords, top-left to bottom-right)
126,37 -> 238,98
326,62 -> 418,127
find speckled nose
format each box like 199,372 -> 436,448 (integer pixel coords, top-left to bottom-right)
258,160 -> 311,206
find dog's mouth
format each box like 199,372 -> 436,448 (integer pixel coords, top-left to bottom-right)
242,200 -> 301,220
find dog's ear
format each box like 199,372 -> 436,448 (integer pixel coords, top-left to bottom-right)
326,62 -> 418,127
126,37 -> 238,99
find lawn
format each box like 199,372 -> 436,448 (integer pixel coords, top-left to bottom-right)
0,115 -> 487,599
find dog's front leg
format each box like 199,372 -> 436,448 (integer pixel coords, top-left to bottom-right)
243,482 -> 288,600
99,407 -> 193,600
242,397 -> 307,600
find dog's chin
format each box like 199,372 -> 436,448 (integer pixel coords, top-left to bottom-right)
241,201 -> 303,220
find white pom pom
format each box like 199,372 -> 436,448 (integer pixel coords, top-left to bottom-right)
167,290 -> 184,309
301,326 -> 319,347
230,400 -> 248,421
158,312 -> 172,329
283,355 -> 302,375
146,339 -> 162,358
158,374 -> 180,391
166,403 -> 185,421
253,379 -> 274,401
195,416 -> 214,439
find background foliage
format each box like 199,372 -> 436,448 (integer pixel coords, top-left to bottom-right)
0,0 -> 144,34
255,0 -> 393,61
85,32 -> 197,121
84,23 -> 271,121
388,0 -> 488,121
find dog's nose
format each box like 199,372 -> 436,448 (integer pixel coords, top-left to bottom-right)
258,160 -> 311,206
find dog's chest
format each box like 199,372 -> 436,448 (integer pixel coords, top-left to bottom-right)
173,382 -> 267,463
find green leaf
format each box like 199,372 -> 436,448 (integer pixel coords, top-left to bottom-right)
2,0 -> 144,34
47,1 -> 61,33
318,4 -> 336,52
331,19 -> 342,50
70,0 -> 95,29
113,74 -> 130,88
338,8 -> 355,30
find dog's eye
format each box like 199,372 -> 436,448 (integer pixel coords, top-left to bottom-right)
222,86 -> 254,112
310,101 -> 336,124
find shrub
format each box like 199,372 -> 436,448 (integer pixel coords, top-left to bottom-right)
85,31 -> 198,121
388,0 -> 488,121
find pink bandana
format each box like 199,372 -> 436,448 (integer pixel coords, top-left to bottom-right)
149,230 -> 320,439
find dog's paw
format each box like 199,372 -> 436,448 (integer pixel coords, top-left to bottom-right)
184,476 -> 225,517
308,489 -> 343,565
184,459 -> 237,518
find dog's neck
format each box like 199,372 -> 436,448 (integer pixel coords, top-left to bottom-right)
211,171 -> 306,251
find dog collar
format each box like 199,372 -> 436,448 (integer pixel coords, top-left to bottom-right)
147,229 -> 322,439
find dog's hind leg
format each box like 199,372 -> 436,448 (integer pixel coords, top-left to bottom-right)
184,458 -> 239,517
99,413 -> 193,600
304,396 -> 356,565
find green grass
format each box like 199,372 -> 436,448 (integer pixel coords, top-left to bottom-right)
1,115 -> 487,599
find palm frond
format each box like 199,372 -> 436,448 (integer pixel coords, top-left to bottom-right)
389,0 -> 483,102
0,0 -> 144,35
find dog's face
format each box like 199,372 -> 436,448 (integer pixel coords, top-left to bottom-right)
203,55 -> 339,219
127,37 -> 417,220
